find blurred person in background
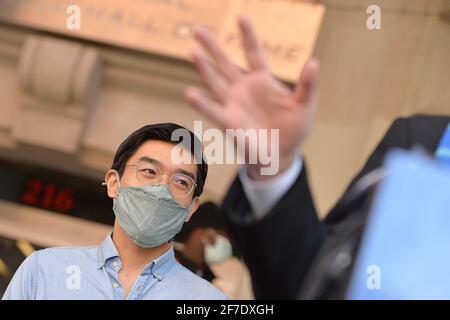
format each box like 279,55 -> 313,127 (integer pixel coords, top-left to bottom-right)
3,123 -> 227,300
174,201 -> 233,282
185,16 -> 450,299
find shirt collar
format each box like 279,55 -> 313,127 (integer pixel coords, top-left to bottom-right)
142,246 -> 176,281
97,232 -> 119,269
96,233 -> 176,281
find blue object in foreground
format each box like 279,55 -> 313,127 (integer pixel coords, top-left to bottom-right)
347,149 -> 450,299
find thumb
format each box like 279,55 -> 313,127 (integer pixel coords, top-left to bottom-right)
293,58 -> 320,105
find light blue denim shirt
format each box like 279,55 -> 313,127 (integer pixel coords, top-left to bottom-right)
2,234 -> 228,300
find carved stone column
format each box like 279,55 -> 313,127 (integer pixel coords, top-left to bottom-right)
13,35 -> 102,153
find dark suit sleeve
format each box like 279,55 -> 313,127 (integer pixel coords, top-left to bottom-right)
221,165 -> 325,299
221,117 -> 414,299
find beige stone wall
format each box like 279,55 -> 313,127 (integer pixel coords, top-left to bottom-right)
303,0 -> 450,215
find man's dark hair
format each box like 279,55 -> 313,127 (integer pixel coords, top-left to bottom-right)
111,123 -> 207,197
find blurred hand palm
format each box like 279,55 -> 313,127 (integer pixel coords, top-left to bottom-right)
186,16 -> 320,175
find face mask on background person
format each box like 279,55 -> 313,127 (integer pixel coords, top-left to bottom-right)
112,172 -> 193,248
204,234 -> 233,265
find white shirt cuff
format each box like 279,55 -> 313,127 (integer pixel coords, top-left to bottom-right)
238,154 -> 303,221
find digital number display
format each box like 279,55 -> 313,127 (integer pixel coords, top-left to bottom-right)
20,178 -> 74,214
0,159 -> 114,225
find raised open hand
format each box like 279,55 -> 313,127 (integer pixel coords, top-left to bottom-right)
185,16 -> 320,179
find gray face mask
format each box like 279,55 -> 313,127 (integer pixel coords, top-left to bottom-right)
204,234 -> 233,265
112,173 -> 193,248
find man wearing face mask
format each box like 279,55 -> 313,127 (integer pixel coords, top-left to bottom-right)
3,123 -> 228,300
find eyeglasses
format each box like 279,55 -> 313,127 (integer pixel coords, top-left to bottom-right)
126,162 -> 197,199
